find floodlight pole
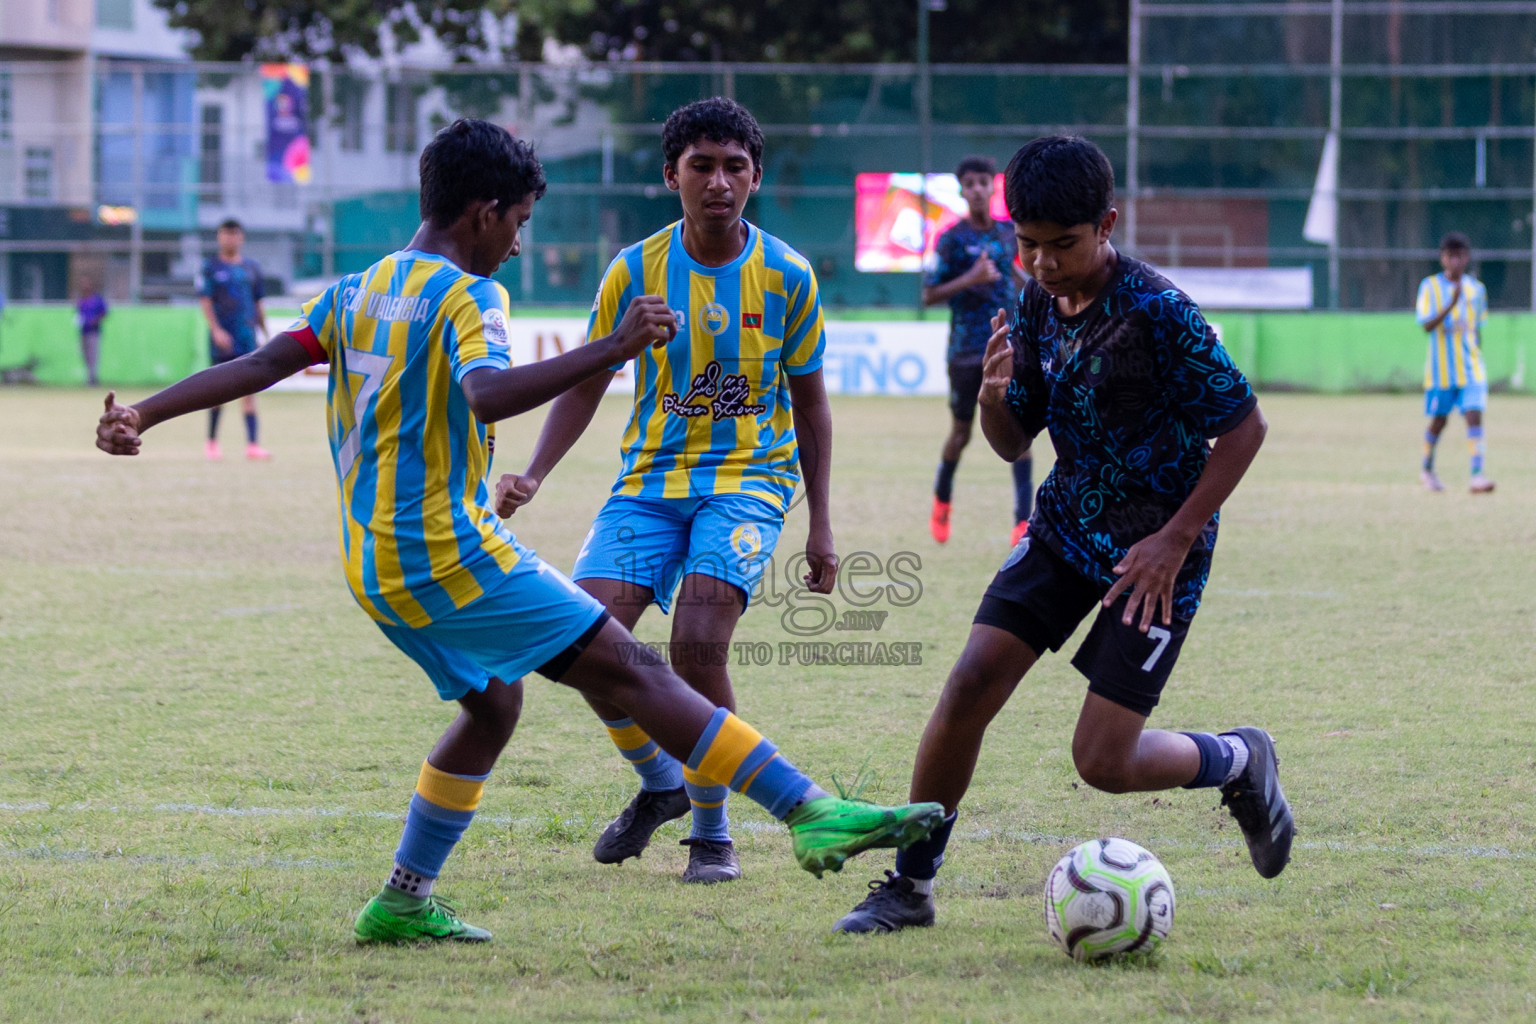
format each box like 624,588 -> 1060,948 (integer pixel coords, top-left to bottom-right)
916,0 -> 937,317
129,66 -> 145,304
1126,0 -> 1141,256
1327,0 -> 1343,309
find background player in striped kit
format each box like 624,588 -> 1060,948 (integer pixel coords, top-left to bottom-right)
95,118 -> 941,944
1416,232 -> 1495,494
495,98 -> 837,885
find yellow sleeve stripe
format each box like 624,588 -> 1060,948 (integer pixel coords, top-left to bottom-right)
443,277 -> 485,365
785,271 -> 817,340
593,259 -> 633,341
642,227 -> 673,295
415,760 -> 486,812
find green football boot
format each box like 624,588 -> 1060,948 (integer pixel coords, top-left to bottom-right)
353,892 -> 493,944
786,797 -> 945,878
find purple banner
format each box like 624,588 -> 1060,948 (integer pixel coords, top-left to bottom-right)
262,63 -> 310,185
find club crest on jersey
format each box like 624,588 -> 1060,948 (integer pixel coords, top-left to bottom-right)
482,307 -> 510,346
702,303 -> 730,336
730,524 -> 763,558
660,359 -> 767,422
742,312 -> 762,329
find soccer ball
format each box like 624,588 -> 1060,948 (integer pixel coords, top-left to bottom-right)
1044,838 -> 1175,961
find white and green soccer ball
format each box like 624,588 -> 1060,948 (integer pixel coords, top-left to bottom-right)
1044,838 -> 1175,961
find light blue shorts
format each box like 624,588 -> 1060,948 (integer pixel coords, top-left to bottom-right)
1425,382 -> 1487,417
376,543 -> 607,701
571,493 -> 783,613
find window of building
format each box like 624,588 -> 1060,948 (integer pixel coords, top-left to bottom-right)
384,83 -> 421,154
0,72 -> 12,141
199,105 -> 223,204
97,0 -> 135,31
24,147 -> 54,201
335,77 -> 366,152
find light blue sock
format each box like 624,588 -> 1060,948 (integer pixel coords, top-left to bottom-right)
601,716 -> 684,792
683,766 -> 730,842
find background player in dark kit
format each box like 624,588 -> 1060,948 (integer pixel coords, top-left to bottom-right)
923,156 -> 1032,546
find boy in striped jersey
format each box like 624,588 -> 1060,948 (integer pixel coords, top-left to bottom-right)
1417,232 -> 1495,493
95,118 -> 941,944
495,98 -> 836,885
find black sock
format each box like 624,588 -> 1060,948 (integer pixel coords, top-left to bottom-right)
208,407 -> 221,440
934,460 -> 959,503
1011,456 -> 1033,522
245,413 -> 258,444
895,810 -> 957,881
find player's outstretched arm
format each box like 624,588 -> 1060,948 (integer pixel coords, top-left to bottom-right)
1104,404 -> 1268,631
94,334 -> 313,455
460,295 -> 674,424
788,368 -> 837,594
977,308 -> 1032,462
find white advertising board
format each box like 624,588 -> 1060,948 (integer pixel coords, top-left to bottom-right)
269,314 -> 953,397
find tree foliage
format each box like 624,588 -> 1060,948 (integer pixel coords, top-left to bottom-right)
153,0 -> 1125,65
523,0 -> 1126,64
150,0 -> 518,63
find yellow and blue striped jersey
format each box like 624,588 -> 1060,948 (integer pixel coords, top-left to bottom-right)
1416,272 -> 1487,389
587,220 -> 826,512
290,250 -> 520,628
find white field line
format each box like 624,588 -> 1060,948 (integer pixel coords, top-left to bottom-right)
1,802 -> 1530,863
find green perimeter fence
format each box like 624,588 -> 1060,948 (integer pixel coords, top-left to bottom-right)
0,305 -> 1528,394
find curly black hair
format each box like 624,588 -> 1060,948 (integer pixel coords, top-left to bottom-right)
661,97 -> 764,169
419,118 -> 547,228
955,155 -> 996,179
1003,136 -> 1115,227
1439,231 -> 1471,253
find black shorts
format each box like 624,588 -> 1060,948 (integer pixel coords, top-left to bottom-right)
947,360 -> 985,423
973,536 -> 1191,716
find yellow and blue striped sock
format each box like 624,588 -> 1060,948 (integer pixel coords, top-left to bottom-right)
686,707 -> 814,820
1423,430 -> 1438,471
386,761 -> 489,899
602,716 -> 685,792
682,766 -> 731,842
1467,425 -> 1486,475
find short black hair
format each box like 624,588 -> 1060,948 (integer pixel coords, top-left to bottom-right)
419,118 -> 547,228
662,97 -> 764,169
1003,136 -> 1115,227
217,218 -> 243,233
955,155 -> 996,179
1440,231 -> 1471,253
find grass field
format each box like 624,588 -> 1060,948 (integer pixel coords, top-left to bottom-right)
2,388 -> 1534,1023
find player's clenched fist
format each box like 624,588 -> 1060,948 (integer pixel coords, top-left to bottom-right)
977,308 -> 1013,408
965,254 -> 1002,289
494,472 -> 540,518
608,295 -> 677,360
96,391 -> 143,456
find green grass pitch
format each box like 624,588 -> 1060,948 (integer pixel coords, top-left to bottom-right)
2,388 -> 1534,1022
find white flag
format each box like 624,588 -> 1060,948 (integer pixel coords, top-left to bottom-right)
1303,132 -> 1339,245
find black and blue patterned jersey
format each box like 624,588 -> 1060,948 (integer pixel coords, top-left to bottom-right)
927,219 -> 1017,365
1003,253 -> 1257,620
198,256 -> 265,351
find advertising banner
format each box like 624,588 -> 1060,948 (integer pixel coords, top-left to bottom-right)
854,173 -> 1008,273
261,64 -> 311,185
266,314 -> 951,396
